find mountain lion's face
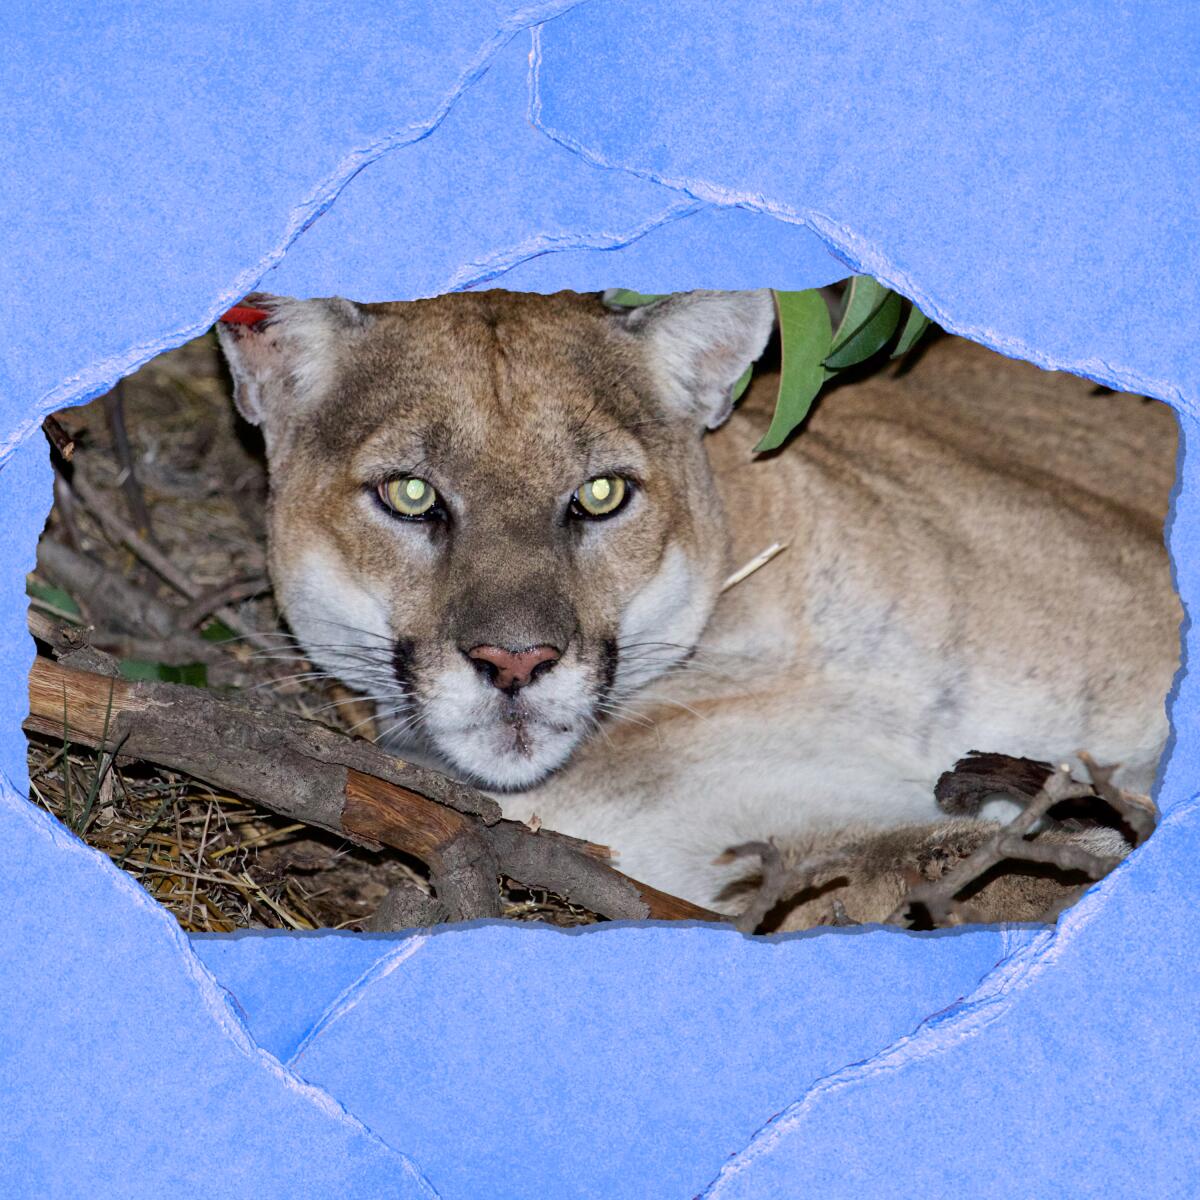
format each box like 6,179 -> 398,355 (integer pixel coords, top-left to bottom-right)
218,289 -> 774,790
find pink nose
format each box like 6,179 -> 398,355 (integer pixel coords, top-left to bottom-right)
467,644 -> 561,691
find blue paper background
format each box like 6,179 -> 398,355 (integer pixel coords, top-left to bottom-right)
2,3 -> 1198,1196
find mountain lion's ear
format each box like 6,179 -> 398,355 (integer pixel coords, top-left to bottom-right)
215,294 -> 373,427
615,289 -> 776,430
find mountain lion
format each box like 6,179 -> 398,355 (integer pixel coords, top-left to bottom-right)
217,289 -> 1178,909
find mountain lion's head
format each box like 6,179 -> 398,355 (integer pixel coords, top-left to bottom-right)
218,289 -> 774,790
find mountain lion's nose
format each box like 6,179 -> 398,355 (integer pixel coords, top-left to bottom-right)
466,644 -> 561,691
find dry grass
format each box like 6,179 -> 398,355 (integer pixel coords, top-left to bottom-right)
27,332 -> 598,932
27,734 -> 342,930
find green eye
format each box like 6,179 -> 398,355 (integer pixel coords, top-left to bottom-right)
379,476 -> 437,518
573,475 -> 628,518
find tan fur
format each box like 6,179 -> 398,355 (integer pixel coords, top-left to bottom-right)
219,291 -> 1179,911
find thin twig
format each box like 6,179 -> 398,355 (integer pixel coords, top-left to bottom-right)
187,800 -> 215,927
885,759 -> 1150,927
721,543 -> 787,593
1077,750 -> 1157,843
174,575 -> 271,630
991,832 -> 1122,875
720,838 -> 857,933
103,381 -> 156,543
66,467 -> 274,650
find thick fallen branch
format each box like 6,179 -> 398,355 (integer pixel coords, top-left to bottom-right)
25,655 -> 718,925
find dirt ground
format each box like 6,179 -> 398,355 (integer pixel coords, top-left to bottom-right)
26,332 -> 596,931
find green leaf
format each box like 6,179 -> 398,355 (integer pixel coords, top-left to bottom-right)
26,577 -> 82,618
824,290 -> 902,370
890,305 -> 932,360
119,659 -> 208,688
603,289 -> 664,308
200,619 -> 237,643
755,290 -> 833,453
830,276 -> 886,353
730,363 -> 754,404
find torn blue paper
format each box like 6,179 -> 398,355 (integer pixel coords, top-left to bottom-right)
2,3 -> 1197,1197
264,31 -> 845,299
533,3 -> 1200,412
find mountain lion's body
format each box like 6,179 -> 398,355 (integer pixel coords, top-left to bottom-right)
219,290 -> 1178,909
504,334 -> 1178,901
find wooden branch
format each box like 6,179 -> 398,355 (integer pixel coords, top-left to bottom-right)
485,819 -> 715,922
42,414 -> 75,461
718,838 -> 858,933
992,832 -> 1121,875
1077,750 -> 1158,844
173,575 -> 271,630
886,759 -> 1152,927
887,766 -> 1088,926
343,769 -> 501,920
24,656 -> 720,925
103,381 -> 156,542
37,537 -> 180,639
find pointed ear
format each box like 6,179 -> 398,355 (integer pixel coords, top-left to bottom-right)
215,294 -> 373,426
617,290 -> 776,429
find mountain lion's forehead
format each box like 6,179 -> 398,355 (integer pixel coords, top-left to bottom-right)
348,392 -> 653,488
364,303 -> 634,399
309,303 -> 661,459
359,289 -> 628,373
367,288 -> 613,333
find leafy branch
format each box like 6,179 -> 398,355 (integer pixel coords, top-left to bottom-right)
605,279 -> 932,452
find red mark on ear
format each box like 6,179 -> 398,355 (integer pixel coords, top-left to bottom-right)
219,304 -> 271,325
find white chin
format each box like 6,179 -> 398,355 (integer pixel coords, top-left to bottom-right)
435,722 -> 582,791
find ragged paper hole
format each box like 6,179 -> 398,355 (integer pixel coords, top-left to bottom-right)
24,283 -> 1179,934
